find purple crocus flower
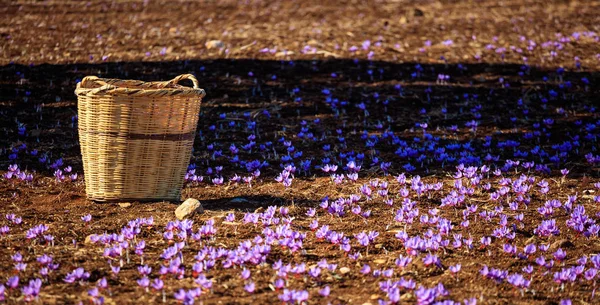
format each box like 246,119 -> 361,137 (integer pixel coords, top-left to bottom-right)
81,214 -> 92,223
241,269 -> 251,280
212,176 -> 224,185
225,213 -> 235,222
14,262 -> 27,272
387,287 -> 401,303
274,278 -> 285,289
21,278 -> 42,302
554,248 -> 567,261
244,282 -> 255,293
319,285 -> 330,297
449,264 -> 461,273
88,287 -> 99,298
585,268 -> 597,280
423,253 -> 442,268
25,224 -> 49,240
7,276 -> 19,289
523,244 -> 536,256
135,240 -> 146,256
0,226 -> 9,235
346,173 -> 359,182
395,255 -> 412,268
414,286 -> 437,304
308,267 -> 321,278
361,264 -> 371,274
355,231 -> 370,246
534,219 -> 560,237
560,299 -> 572,305
347,161 -> 361,173
174,289 -> 187,302
278,289 -> 309,304
12,252 -> 23,262
97,278 -> 108,290
37,254 -> 53,265
138,265 -> 152,276
151,278 -> 164,291
508,273 -> 530,289
137,276 -> 150,290
64,267 -> 90,283
242,176 -> 253,185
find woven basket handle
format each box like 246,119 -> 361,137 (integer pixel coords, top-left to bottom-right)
158,74 -> 199,89
76,74 -> 204,97
80,76 -> 110,88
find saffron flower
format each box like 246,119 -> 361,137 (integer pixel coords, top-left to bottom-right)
137,276 -> 150,291
244,282 -> 255,293
319,286 -> 330,297
81,214 -> 92,223
64,267 -> 90,284
7,276 -> 19,289
21,278 -> 42,302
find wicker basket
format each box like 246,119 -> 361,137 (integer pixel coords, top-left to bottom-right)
75,74 -> 206,202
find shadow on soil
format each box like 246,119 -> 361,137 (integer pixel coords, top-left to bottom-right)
193,195 -> 316,211
0,59 -> 598,178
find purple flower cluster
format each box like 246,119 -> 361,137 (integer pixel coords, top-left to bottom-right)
278,289 -> 309,304
64,267 -> 90,284
275,165 -> 295,188
2,164 -> 33,182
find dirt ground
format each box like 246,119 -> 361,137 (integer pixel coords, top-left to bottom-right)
1,0 -> 600,304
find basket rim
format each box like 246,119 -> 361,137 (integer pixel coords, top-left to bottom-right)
75,74 -> 206,98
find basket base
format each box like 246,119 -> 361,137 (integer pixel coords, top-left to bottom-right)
88,197 -> 182,203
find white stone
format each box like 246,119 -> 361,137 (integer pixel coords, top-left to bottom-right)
175,198 -> 203,220
205,40 -> 225,49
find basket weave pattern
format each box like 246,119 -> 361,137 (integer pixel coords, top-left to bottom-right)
75,74 -> 205,202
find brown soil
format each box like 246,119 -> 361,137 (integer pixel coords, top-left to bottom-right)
0,0 -> 600,304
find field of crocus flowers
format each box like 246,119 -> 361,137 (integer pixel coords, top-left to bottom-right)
1,0 -> 600,304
